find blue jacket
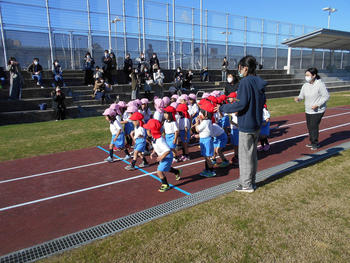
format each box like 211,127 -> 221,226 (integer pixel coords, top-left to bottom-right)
220,75 -> 266,133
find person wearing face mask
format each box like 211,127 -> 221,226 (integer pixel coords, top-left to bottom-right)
182,70 -> 193,91
130,68 -> 141,100
101,50 -> 113,84
52,60 -> 65,88
136,52 -> 147,73
123,53 -> 133,84
109,52 -> 117,84
7,57 -> 23,100
154,68 -> 165,98
218,55 -> 267,193
149,53 -> 160,74
294,67 -> 329,151
27,58 -> 44,88
224,73 -> 239,96
83,52 -> 95,86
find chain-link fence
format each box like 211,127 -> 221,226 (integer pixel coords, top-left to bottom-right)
0,0 -> 349,70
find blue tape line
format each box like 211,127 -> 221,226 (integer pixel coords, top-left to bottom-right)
97,146 -> 191,196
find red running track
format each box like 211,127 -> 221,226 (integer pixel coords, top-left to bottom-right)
0,105 -> 350,256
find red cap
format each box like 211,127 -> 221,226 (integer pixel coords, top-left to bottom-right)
199,99 -> 215,113
217,94 -> 227,104
143,119 -> 162,139
164,106 -> 176,120
207,96 -> 218,104
129,112 -> 144,127
176,103 -> 190,119
227,92 -> 237,98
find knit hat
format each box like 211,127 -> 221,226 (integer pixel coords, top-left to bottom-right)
143,119 -> 162,139
129,112 -> 144,127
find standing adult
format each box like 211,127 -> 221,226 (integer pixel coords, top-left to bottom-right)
221,57 -> 229,81
83,52 -> 95,86
294,67 -> 329,150
101,50 -> 113,84
52,87 -> 66,121
218,55 -> 266,193
224,73 -> 239,96
149,53 -> 160,74
123,53 -> 133,84
7,57 -> 23,100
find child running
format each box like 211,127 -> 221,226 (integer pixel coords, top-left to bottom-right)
258,103 -> 271,151
125,112 -> 149,170
195,99 -> 215,177
211,123 -> 230,167
103,108 -> 125,163
121,103 -> 138,160
176,103 -> 191,161
164,105 -> 180,162
143,119 -> 182,192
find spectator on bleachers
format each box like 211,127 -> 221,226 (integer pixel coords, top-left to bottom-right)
149,53 -> 160,73
173,67 -> 183,94
136,52 -> 147,73
224,73 -> 239,96
102,50 -> 113,84
52,60 -> 65,88
93,77 -> 106,104
83,52 -> 95,86
143,68 -> 154,100
7,57 -> 23,100
130,68 -> 141,100
200,66 -> 209,82
110,52 -> 117,84
182,69 -> 193,91
221,57 -> 229,81
0,66 -> 6,89
27,58 -> 44,88
51,87 -> 66,121
123,53 -> 133,84
153,68 -> 165,98
93,66 -> 103,81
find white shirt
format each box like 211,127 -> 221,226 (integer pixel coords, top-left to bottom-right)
197,119 -> 212,138
188,103 -> 199,116
110,119 -> 123,135
139,108 -> 152,122
177,117 -> 191,131
297,79 -> 329,114
122,111 -> 130,121
152,137 -> 171,157
153,111 -> 164,122
164,120 -> 178,134
134,125 -> 146,139
212,123 -> 225,137
230,113 -> 238,130
263,108 -> 270,122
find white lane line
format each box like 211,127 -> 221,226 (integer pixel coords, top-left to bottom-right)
1,121 -> 350,212
276,111 -> 350,129
0,173 -> 150,212
0,161 -> 107,184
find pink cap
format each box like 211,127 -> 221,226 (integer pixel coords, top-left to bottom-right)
134,99 -> 142,106
211,90 -> 221,97
154,98 -> 164,112
141,98 -> 149,104
126,105 -> 138,113
171,94 -> 179,100
127,101 -> 137,107
170,102 -> 178,109
102,108 -> 116,116
162,96 -> 170,106
202,92 -> 210,99
180,94 -> 189,101
189,93 -> 196,100
109,103 -> 121,115
117,101 -> 127,108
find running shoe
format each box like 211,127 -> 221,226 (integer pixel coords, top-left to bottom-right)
263,144 -> 270,151
158,184 -> 170,192
123,155 -> 131,161
218,161 -> 230,168
257,145 -> 264,151
104,156 -> 114,163
124,165 -> 136,171
235,185 -> 254,193
175,169 -> 182,181
139,162 -> 149,168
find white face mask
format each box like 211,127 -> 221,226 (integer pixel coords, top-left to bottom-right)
227,77 -> 233,83
54,62 -> 58,66
153,55 -> 156,58
34,61 -> 38,65
105,53 -> 108,57
305,76 -> 313,83
87,55 -> 90,58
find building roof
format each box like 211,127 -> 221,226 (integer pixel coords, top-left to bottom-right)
281,28 -> 350,50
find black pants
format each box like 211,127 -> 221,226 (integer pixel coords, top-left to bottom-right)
55,107 -> 66,120
306,112 -> 324,145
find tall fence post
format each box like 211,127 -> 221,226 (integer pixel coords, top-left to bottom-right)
172,0 -> 176,69
0,5 -> 7,67
322,50 -> 325,69
166,3 -> 170,69
244,16 -> 247,57
122,0 -> 127,57
340,51 -> 344,69
86,0 -> 93,55
205,9 -> 208,67
299,25 -> 305,69
137,0 -> 141,54
106,0 -> 112,51
45,0 -> 54,69
260,19 -> 264,66
142,0 -> 146,54
180,39 -> 183,68
69,31 -> 74,69
225,13 -> 229,59
275,23 -> 279,69
191,8 -> 194,70
199,0 -> 203,67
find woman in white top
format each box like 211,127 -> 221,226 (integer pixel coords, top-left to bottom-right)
294,67 -> 329,150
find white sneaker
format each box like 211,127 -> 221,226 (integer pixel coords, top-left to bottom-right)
36,82 -> 40,85
104,156 -> 114,163
41,86 -> 45,89
123,155 -> 131,161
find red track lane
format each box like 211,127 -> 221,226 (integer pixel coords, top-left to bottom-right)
0,106 -> 350,256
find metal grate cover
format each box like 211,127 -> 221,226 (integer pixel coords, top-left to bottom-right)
1,141 -> 349,263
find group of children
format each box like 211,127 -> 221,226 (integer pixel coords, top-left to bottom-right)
102,91 -> 271,192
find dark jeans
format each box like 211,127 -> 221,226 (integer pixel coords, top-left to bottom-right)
306,112 -> 324,145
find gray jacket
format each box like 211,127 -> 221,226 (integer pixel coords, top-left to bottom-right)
298,79 -> 329,114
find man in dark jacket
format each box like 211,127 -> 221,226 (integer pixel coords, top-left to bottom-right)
149,53 -> 160,73
27,58 -> 44,88
123,53 -> 133,84
52,87 -> 66,120
101,50 -> 113,84
218,55 -> 266,193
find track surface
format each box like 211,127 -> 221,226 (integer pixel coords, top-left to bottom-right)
1,106 -> 350,256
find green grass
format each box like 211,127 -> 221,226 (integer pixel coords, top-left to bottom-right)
0,91 -> 349,162
39,149 -> 350,263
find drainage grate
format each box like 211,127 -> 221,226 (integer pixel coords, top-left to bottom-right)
1,141 -> 349,263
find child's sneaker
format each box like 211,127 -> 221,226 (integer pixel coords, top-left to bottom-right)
218,161 -> 229,168
257,145 -> 264,151
179,155 -> 185,161
175,169 -> 182,181
158,184 -> 170,192
263,144 -> 270,151
125,165 -> 136,171
211,159 -> 217,165
123,155 -> 131,161
182,156 -> 190,161
139,162 -> 149,168
104,156 -> 114,163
